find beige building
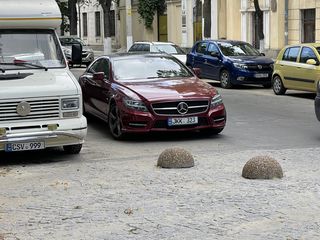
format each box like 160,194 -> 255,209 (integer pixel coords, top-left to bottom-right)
79,0 -> 320,57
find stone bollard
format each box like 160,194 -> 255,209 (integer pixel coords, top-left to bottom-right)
157,147 -> 194,169
242,155 -> 283,179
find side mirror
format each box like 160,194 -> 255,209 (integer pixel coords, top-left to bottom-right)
93,72 -> 105,81
210,51 -> 220,58
306,59 -> 317,65
192,68 -> 201,78
71,44 -> 82,65
260,52 -> 266,56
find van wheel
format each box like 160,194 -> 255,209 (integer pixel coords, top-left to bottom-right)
272,75 -> 286,95
108,104 -> 124,140
220,70 -> 233,89
63,144 -> 82,154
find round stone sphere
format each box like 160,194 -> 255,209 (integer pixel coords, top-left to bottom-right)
242,156 -> 283,179
157,148 -> 194,168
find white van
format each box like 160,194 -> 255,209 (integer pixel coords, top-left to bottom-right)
0,0 -> 87,154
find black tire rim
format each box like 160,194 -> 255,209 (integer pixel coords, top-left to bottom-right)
109,105 -> 122,138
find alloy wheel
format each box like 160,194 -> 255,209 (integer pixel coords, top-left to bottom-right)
108,104 -> 123,139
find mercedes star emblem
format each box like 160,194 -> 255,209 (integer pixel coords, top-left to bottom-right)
258,65 -> 263,69
16,101 -> 31,117
177,102 -> 188,115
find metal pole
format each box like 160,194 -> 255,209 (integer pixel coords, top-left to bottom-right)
78,3 -> 81,38
126,0 -> 133,51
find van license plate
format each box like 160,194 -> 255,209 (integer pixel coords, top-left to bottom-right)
168,117 -> 198,126
5,142 -> 45,152
254,73 -> 268,78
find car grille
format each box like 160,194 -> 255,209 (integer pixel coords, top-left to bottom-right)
0,98 -> 60,122
152,100 -> 209,116
246,64 -> 273,72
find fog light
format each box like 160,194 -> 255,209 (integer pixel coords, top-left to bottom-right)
47,124 -> 58,131
237,76 -> 245,81
0,128 -> 6,136
63,111 -> 79,118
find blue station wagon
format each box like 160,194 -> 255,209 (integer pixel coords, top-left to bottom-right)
186,40 -> 274,88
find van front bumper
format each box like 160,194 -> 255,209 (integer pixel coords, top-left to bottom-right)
0,116 -> 87,151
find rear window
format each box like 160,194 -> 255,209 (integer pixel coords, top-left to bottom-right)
282,47 -> 300,62
129,44 -> 150,52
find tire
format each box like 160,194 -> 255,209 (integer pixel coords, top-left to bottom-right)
63,144 -> 82,154
272,75 -> 286,95
262,82 -> 272,88
108,103 -> 124,140
220,70 -> 233,89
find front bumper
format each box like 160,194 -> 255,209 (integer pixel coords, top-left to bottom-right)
315,96 -> 320,121
0,116 -> 87,151
230,69 -> 272,85
119,104 -> 226,133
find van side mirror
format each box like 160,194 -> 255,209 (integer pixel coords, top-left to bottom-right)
192,68 -> 201,78
72,44 -> 82,65
306,59 -> 317,65
93,72 -> 105,81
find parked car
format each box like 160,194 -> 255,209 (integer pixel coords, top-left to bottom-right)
128,41 -> 187,63
315,82 -> 320,121
186,40 -> 274,88
79,53 -> 226,139
272,43 -> 320,95
59,36 -> 94,67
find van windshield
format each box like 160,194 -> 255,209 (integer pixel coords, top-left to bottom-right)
0,29 -> 66,70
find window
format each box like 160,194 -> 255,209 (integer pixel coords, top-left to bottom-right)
95,12 -> 101,37
196,42 -> 207,54
82,13 -> 88,37
300,47 -> 318,63
282,47 -> 300,62
302,9 -> 315,43
207,43 -> 219,55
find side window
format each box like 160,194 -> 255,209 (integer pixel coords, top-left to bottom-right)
196,42 -> 207,54
101,59 -> 109,79
129,44 -> 138,52
89,59 -> 102,73
141,44 -> 150,52
300,47 -> 318,63
207,43 -> 219,55
283,47 -> 300,62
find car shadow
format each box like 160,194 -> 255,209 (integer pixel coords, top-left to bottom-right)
202,79 -> 268,90
0,148 -> 79,166
284,92 -> 316,100
86,114 -> 227,143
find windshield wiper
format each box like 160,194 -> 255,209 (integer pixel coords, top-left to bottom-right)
0,62 -> 48,73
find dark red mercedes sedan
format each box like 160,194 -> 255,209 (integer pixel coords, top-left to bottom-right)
79,53 -> 226,139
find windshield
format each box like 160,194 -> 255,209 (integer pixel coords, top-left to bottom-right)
113,56 -> 193,81
217,42 -> 260,56
155,44 -> 185,54
0,29 -> 66,70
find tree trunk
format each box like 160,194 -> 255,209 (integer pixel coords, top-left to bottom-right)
99,0 -> 112,54
254,0 -> 264,40
68,0 -> 78,36
203,0 -> 211,39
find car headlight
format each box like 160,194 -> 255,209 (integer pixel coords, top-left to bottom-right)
124,98 -> 148,112
61,98 -> 79,110
211,94 -> 223,108
233,63 -> 248,69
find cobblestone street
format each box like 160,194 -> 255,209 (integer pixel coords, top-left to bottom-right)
1,147 -> 320,239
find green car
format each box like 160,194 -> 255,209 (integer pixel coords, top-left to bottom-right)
272,43 -> 320,95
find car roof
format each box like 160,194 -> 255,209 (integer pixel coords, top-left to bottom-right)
133,41 -> 177,45
98,52 -> 175,61
198,39 -> 248,45
283,43 -> 320,48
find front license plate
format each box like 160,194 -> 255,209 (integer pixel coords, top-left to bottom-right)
5,141 -> 45,152
254,73 -> 269,78
168,116 -> 198,126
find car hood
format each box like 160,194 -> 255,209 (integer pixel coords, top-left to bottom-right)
0,69 -> 79,99
120,77 -> 216,102
227,56 -> 274,64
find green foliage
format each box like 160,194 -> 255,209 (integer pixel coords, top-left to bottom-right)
137,0 -> 166,29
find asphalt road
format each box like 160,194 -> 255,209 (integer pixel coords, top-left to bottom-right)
1,68 -> 320,239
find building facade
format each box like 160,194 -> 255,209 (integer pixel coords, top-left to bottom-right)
78,0 -> 320,57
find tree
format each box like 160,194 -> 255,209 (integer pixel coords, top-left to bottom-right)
137,0 -> 166,29
203,0 -> 211,39
68,0 -> 78,35
56,0 -> 69,35
98,0 -> 113,54
253,0 -> 264,48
